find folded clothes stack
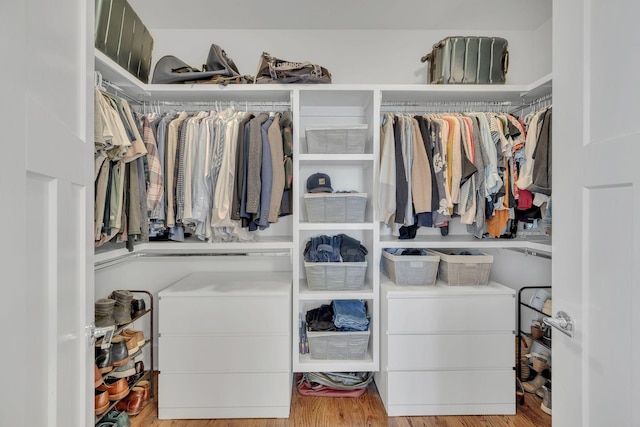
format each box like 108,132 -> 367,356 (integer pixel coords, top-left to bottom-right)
306,300 -> 369,332
303,234 -> 368,263
332,300 -> 369,331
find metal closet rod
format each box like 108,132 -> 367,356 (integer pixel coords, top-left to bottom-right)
95,71 -> 143,105
512,93 -> 553,114
380,100 -> 515,113
144,100 -> 290,107
506,247 -> 552,260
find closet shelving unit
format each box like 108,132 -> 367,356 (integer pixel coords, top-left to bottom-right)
94,47 -> 552,384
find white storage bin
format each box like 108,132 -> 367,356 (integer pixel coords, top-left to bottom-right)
304,193 -> 367,223
381,250 -> 440,286
304,261 -> 367,290
307,329 -> 370,360
305,124 -> 368,154
432,250 -> 494,285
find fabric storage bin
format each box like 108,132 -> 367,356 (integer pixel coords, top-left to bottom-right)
304,261 -> 367,290
381,250 -> 440,286
433,250 -> 493,285
304,193 -> 367,223
305,124 -> 368,154
307,330 -> 370,360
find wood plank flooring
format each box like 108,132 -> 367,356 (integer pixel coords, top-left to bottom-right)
129,373 -> 551,427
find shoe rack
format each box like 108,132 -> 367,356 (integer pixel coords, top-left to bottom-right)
95,290 -> 154,424
516,286 -> 552,405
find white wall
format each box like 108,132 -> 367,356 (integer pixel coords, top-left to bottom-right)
531,18 -> 553,82
148,28 -> 551,85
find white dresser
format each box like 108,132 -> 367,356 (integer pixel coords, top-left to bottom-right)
157,271 -> 292,419
376,280 -> 516,416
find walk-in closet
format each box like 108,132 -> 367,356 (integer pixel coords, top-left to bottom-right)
4,0 -> 639,426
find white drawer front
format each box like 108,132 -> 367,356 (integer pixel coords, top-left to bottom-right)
159,335 -> 290,372
159,296 -> 289,334
387,334 -> 514,370
387,296 -> 514,333
158,372 -> 291,408
387,370 -> 514,406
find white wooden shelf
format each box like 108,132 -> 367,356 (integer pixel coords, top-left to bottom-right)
297,278 -> 375,300
379,234 -> 552,253
95,47 -> 552,380
96,49 -> 552,105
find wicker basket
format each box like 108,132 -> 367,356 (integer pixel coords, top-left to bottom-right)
431,249 -> 493,285
380,250 -> 440,286
305,124 -> 368,154
304,193 -> 367,223
307,329 -> 370,360
304,261 -> 367,291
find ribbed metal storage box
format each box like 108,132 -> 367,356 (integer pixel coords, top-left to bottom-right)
420,36 -> 508,85
95,0 -> 154,83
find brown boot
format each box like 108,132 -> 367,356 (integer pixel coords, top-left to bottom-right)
115,386 -> 145,416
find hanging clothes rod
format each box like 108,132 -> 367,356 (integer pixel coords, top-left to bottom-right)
511,92 -> 552,114
95,71 -> 143,105
505,247 -> 552,260
380,100 -> 515,113
140,100 -> 291,114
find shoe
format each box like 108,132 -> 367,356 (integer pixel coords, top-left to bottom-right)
95,298 -> 116,328
95,388 -> 110,415
523,373 -> 546,394
95,346 -> 113,374
115,386 -> 146,416
111,290 -> 134,325
130,299 -> 146,319
107,360 -> 136,379
516,378 -> 525,406
136,380 -> 152,408
95,364 -> 103,388
110,336 -> 131,367
97,378 -> 130,401
541,381 -> 552,415
103,409 -> 131,427
131,349 -> 144,364
122,335 -> 139,355
126,361 -> 145,388
528,352 -> 550,373
519,357 -> 531,381
121,329 -> 145,348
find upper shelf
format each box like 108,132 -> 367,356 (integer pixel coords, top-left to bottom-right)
95,49 -> 551,104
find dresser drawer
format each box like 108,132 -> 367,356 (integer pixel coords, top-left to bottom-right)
386,333 -> 513,370
159,296 -> 289,334
387,370 -> 514,406
387,296 -> 514,333
158,335 -> 290,372
158,372 -> 291,409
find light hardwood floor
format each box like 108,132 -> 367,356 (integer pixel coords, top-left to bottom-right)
128,374 -> 551,427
